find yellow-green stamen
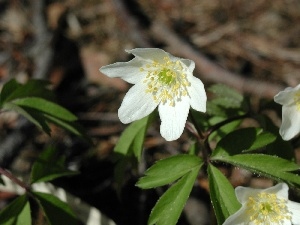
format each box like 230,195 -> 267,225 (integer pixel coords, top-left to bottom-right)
246,192 -> 291,225
140,56 -> 190,107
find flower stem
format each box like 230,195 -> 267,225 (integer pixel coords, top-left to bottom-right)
185,121 -> 210,163
187,112 -> 251,164
0,167 -> 31,192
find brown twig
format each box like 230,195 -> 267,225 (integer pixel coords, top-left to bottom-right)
150,22 -> 285,99
110,0 -> 151,48
110,0 -> 285,99
0,167 -> 30,191
31,0 -> 54,79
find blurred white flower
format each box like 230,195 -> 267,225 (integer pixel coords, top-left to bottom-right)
274,84 -> 300,140
99,48 -> 206,141
223,183 -> 300,225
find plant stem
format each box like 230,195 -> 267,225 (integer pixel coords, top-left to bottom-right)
187,112 -> 251,164
0,167 -> 30,192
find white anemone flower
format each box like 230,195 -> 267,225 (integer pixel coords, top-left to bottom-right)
99,48 -> 206,141
274,84 -> 300,140
223,183 -> 300,225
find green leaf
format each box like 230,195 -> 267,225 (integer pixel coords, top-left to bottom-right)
208,164 -> 241,224
187,143 -> 198,155
0,79 -> 53,105
211,128 -> 276,157
2,102 -> 51,134
136,154 -> 203,189
33,192 -> 79,225
114,113 -> 154,161
208,116 -> 241,141
206,102 -> 227,117
0,194 -> 31,225
258,115 -> 295,160
208,84 -> 243,109
30,146 -> 78,184
212,154 -> 300,187
148,165 -> 200,225
14,200 -> 31,225
189,108 -> 210,131
0,79 -> 20,105
12,97 -> 77,121
43,114 -> 90,142
0,79 -> 86,139
2,101 -> 88,140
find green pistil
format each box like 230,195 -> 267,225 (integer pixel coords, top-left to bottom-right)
158,69 -> 174,84
261,203 -> 272,212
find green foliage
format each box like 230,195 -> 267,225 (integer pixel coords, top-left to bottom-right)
1,78 -> 300,225
0,79 -> 54,104
44,114 -> 88,140
208,116 -> 242,141
15,200 -> 31,225
137,155 -> 202,225
210,127 -> 300,186
147,170 -> 199,225
30,146 -> 78,184
0,79 -> 88,139
208,164 -> 241,224
258,115 -> 295,160
0,194 -> 31,225
211,127 -> 276,157
113,113 -> 155,192
136,154 -> 203,189
208,84 -> 244,109
206,84 -> 246,117
11,97 -> 77,121
187,142 -> 198,155
114,113 -> 154,161
189,109 -> 209,131
33,192 -> 79,225
212,154 -> 300,187
112,113 -> 154,195
147,159 -> 201,225
0,79 -> 89,224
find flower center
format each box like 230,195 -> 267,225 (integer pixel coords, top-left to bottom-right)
140,56 -> 191,107
246,192 -> 291,225
294,91 -> 300,111
158,68 -> 174,84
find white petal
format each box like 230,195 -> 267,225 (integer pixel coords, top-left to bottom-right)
274,84 -> 300,105
222,205 -> 250,225
99,58 -> 146,84
165,53 -> 194,69
280,105 -> 300,140
118,82 -> 158,123
236,183 -> 289,204
158,98 -> 190,141
288,200 -> 300,224
235,186 -> 261,204
268,183 -> 289,199
179,58 -> 195,73
188,76 -> 207,112
126,48 -> 168,62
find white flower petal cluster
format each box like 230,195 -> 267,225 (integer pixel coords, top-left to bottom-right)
223,183 -> 300,225
99,48 -> 207,141
274,84 -> 300,140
